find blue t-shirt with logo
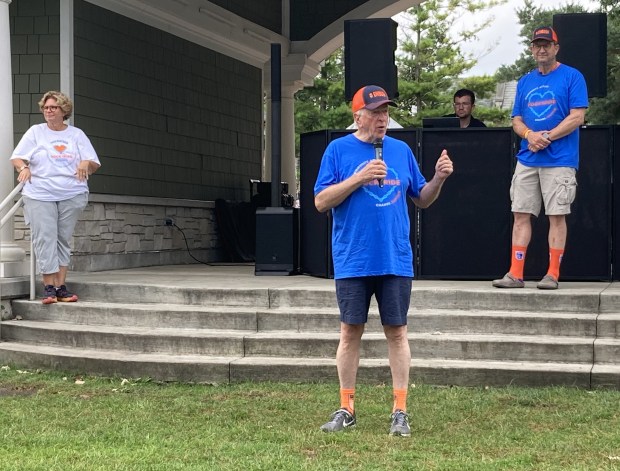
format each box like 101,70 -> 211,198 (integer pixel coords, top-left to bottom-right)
314,134 -> 427,279
512,63 -> 588,169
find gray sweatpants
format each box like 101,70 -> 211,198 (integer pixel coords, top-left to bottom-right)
23,193 -> 88,274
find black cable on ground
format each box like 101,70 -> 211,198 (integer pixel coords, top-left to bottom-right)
170,223 -> 253,267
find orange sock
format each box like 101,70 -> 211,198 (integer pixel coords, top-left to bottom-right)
393,388 -> 407,413
547,247 -> 564,280
509,245 -> 527,280
340,388 -> 355,414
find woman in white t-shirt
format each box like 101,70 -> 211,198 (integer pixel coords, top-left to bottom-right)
10,91 -> 101,304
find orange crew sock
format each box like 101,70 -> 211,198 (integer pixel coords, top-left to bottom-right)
547,247 -> 564,280
340,388 -> 355,414
393,388 -> 408,413
509,245 -> 527,280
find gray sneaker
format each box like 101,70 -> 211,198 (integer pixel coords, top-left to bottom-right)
389,410 -> 411,437
492,272 -> 524,288
320,408 -> 356,432
537,275 -> 559,290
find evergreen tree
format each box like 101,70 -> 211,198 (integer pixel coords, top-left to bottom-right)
494,0 -> 587,83
395,0 -> 508,127
294,49 -> 351,150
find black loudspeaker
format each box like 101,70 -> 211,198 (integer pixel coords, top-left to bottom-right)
299,130 -> 335,278
554,13 -> 607,98
525,126 -> 612,281
255,207 -> 299,276
344,18 -> 398,101
417,128 -> 514,279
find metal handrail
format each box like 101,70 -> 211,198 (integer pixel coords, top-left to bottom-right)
0,181 -> 34,300
0,181 -> 24,214
0,195 -> 23,227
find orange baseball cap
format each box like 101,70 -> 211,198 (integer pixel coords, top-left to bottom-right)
531,26 -> 559,43
351,85 -> 396,113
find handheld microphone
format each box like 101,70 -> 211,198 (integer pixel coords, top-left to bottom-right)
373,139 -> 384,188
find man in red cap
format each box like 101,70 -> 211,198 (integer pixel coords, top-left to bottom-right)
493,26 -> 588,290
314,85 -> 453,436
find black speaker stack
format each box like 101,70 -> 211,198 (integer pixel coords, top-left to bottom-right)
299,126 -> 617,281
344,18 -> 398,101
554,13 -> 607,98
255,207 -> 299,276
255,43 -> 299,276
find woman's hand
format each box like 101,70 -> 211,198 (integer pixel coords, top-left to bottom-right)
16,167 -> 31,183
76,161 -> 91,181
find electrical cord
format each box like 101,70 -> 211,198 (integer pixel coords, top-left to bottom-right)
167,222 -> 253,267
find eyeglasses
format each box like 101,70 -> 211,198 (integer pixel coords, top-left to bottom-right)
453,102 -> 472,107
531,42 -> 556,51
42,105 -> 59,112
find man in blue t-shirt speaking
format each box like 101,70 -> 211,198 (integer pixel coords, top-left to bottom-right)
493,26 -> 588,290
314,85 -> 453,437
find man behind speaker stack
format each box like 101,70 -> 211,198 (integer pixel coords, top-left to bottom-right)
314,85 -> 453,437
492,26 -> 588,290
443,89 -> 487,128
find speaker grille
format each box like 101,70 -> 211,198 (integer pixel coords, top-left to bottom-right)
344,19 -> 398,101
554,13 -> 607,98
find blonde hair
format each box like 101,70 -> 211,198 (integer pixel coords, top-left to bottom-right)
38,91 -> 73,120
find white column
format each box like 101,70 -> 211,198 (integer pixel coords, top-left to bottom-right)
280,84 -> 298,198
262,83 -> 300,199
0,0 -> 26,275
59,0 -> 74,122
263,85 -> 271,182
262,52 -> 320,201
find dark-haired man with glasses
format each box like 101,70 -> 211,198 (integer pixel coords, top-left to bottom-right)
444,88 -> 486,128
493,26 -> 588,290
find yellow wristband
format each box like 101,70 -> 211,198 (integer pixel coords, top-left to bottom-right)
523,129 -> 532,140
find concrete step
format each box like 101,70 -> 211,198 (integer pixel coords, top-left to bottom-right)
0,342 -> 594,387
1,320 -> 595,363
596,313 -> 620,338
591,364 -> 620,388
50,281 -> 271,308
43,280 -> 606,313
598,286 -> 620,312
594,338 -> 620,364
11,300 -> 261,331
11,300 -> 600,337
6,268 -> 616,389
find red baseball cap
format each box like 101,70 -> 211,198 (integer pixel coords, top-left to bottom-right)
531,26 -> 559,43
351,85 -> 396,113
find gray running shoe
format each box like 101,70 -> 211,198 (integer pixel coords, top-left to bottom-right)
492,272 -> 524,288
537,275 -> 559,290
389,410 -> 411,437
320,408 -> 356,432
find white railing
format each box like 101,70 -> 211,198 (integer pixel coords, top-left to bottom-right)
0,182 -> 35,300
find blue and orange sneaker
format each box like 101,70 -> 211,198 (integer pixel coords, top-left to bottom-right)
42,285 -> 57,304
56,285 -> 78,303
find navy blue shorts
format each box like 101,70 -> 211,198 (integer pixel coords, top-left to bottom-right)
335,276 -> 412,326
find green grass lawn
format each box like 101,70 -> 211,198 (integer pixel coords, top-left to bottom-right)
1,366 -> 619,471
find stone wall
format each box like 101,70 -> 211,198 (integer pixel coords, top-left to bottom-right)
13,194 -> 224,272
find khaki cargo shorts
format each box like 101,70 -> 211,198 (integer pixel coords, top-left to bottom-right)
510,162 -> 577,216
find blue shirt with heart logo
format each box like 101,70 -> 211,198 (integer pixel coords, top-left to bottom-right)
314,133 -> 427,279
512,63 -> 588,169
